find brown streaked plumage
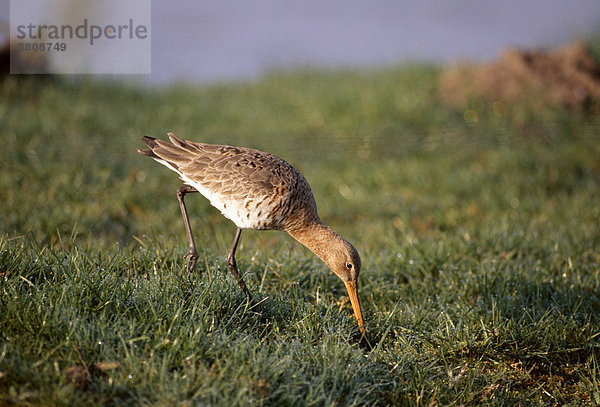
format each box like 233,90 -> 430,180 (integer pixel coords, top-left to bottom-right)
138,132 -> 364,334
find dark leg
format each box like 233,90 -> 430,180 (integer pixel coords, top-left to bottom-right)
177,186 -> 199,272
227,228 -> 252,300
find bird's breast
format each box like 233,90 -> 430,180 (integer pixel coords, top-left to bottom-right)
218,196 -> 284,230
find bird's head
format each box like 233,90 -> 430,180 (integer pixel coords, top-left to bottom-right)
323,239 -> 364,334
286,223 -> 365,335
326,239 -> 361,283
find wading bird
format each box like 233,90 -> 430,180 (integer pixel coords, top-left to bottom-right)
138,133 -> 364,334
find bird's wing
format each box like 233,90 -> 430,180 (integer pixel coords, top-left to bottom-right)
146,133 -> 298,201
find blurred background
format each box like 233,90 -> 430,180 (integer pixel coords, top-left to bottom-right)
1,0 -> 599,85
2,4 -> 600,403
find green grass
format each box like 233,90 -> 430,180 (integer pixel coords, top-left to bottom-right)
1,61 -> 600,406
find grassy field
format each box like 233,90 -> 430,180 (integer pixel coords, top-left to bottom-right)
1,59 -> 600,406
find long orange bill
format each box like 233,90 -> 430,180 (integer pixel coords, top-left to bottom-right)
344,280 -> 365,335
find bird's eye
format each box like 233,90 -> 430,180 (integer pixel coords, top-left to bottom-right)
345,262 -> 352,270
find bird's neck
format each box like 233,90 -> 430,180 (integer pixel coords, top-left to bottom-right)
285,221 -> 341,265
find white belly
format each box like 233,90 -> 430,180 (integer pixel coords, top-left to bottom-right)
180,174 -> 274,230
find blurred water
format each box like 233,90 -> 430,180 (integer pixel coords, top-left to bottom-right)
2,0 -> 599,84
148,0 -> 600,85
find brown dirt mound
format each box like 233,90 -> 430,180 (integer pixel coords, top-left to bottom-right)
439,42 -> 600,111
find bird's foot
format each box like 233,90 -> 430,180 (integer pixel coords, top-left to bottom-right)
185,250 -> 198,273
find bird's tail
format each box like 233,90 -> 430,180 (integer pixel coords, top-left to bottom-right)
137,136 -> 160,158
138,133 -> 198,172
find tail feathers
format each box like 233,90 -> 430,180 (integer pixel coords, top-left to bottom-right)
168,132 -> 187,149
141,136 -> 158,148
137,148 -> 154,156
138,133 -> 198,172
137,136 -> 159,158
167,132 -> 203,154
148,133 -> 194,157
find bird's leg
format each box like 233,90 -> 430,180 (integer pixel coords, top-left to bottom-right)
176,186 -> 199,272
227,228 -> 252,301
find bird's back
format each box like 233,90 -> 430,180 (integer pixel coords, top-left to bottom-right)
139,133 -> 319,230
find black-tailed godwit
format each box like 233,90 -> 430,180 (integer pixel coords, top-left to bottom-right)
138,133 -> 364,333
